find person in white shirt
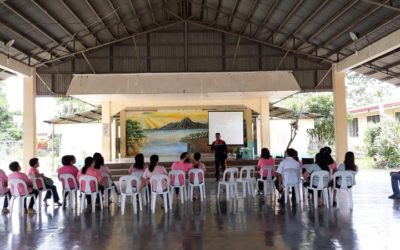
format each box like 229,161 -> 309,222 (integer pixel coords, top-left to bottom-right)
275,148 -> 301,201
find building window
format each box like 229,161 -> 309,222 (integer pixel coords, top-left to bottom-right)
367,115 -> 380,124
396,112 -> 400,122
348,118 -> 359,137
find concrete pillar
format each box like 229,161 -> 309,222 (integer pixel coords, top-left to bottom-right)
22,69 -> 37,171
260,97 -> 271,150
120,110 -> 126,157
102,101 -> 112,162
111,118 -> 117,160
332,64 -> 348,163
244,108 -> 253,152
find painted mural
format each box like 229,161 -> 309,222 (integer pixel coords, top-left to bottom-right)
126,110 -> 209,156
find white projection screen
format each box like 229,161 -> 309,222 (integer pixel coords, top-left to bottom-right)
208,111 -> 244,145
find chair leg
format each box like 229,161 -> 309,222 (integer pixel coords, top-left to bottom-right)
99,192 -> 103,210
104,189 -> 109,207
199,185 -> 204,202
138,192 -> 143,211
284,187 -> 288,204
163,194 -> 168,213
349,190 -> 353,209
180,187 -> 184,205
313,190 -> 318,209
80,195 -> 85,213
226,185 -> 230,201
151,193 -> 156,214
121,194 -> 126,215
132,195 -> 137,214
168,191 -> 172,209
217,184 -> 220,199
9,197 -> 14,214
324,189 -> 330,208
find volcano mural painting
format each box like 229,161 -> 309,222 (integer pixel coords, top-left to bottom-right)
126,110 -> 209,156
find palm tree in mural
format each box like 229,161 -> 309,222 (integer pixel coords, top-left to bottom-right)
126,120 -> 146,155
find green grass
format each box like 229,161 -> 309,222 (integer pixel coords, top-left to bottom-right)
357,156 -> 377,170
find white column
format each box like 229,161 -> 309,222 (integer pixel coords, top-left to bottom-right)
260,97 -> 271,150
332,64 -> 348,163
22,69 -> 37,171
102,101 -> 112,162
244,108 -> 253,152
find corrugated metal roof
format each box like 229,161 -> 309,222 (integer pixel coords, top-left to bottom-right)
0,0 -> 398,92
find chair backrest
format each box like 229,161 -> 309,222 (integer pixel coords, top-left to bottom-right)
8,178 -> 29,197
101,172 -> 112,188
131,171 -> 144,179
119,175 -> 140,194
168,170 -> 186,187
282,168 -> 301,186
79,175 -> 99,193
222,167 -> 239,182
259,165 -> 275,180
239,166 -> 255,180
149,174 -> 169,193
309,170 -> 330,189
59,173 -> 78,190
333,171 -> 355,189
188,168 -> 205,185
29,176 -> 45,191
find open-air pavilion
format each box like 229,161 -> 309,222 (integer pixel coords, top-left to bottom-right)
0,0 -> 400,249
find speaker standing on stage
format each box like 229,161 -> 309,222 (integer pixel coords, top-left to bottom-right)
211,132 -> 228,181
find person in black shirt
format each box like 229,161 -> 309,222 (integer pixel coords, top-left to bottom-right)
211,132 -> 228,181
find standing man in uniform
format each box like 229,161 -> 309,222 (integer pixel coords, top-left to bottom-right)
211,132 -> 228,181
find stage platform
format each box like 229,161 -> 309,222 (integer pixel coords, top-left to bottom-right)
106,154 -> 272,180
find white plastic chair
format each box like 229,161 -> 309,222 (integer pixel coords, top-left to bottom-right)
0,180 -> 9,209
9,179 -> 37,215
304,170 -> 330,209
282,168 -> 301,204
188,169 -> 206,202
168,170 -> 187,205
149,174 -> 172,214
331,171 -> 356,209
102,173 -> 116,207
119,175 -> 142,214
132,171 -> 149,206
79,175 -> 103,213
257,166 -> 276,197
59,174 -> 78,207
217,168 -> 239,201
30,176 -> 54,210
237,166 -> 256,198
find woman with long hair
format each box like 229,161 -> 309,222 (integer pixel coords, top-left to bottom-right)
257,148 -> 275,194
141,154 -> 167,190
78,157 -> 104,205
129,153 -> 147,174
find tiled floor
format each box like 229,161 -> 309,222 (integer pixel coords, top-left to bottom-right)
0,169 -> 399,250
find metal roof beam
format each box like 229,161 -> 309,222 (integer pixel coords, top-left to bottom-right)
324,14 -> 400,60
34,21 -> 183,67
146,0 -> 159,25
252,0 -> 279,38
228,0 -> 239,28
31,0 -> 88,49
337,28 -> 400,71
362,0 -> 400,12
84,0 -> 117,39
266,0 -> 303,42
107,0 -> 131,36
2,2 -> 73,55
213,0 -> 222,23
58,0 -> 101,44
127,0 -> 144,31
310,0 -> 388,55
294,0 -> 359,52
239,0 -> 259,35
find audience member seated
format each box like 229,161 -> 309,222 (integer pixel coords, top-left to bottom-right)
170,152 -> 197,197
8,161 -> 39,215
302,153 -> 330,187
58,155 -> 80,192
193,152 -> 206,172
141,154 -> 168,191
78,157 -> 104,206
257,147 -> 275,195
0,168 -> 11,214
28,158 -> 61,206
94,155 -> 120,199
128,153 -> 147,174
320,147 -> 337,174
275,148 -> 301,202
389,169 -> 400,199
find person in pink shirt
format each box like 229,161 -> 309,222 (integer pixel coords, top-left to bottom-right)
78,157 -> 104,206
28,158 -> 61,206
58,155 -> 79,189
94,154 -> 120,199
128,153 -> 148,174
171,152 -> 196,197
257,148 -> 275,194
141,154 -> 168,192
0,168 -> 11,214
189,152 -> 206,200
8,161 -> 39,215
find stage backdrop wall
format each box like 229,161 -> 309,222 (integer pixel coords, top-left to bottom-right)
126,110 -> 210,156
